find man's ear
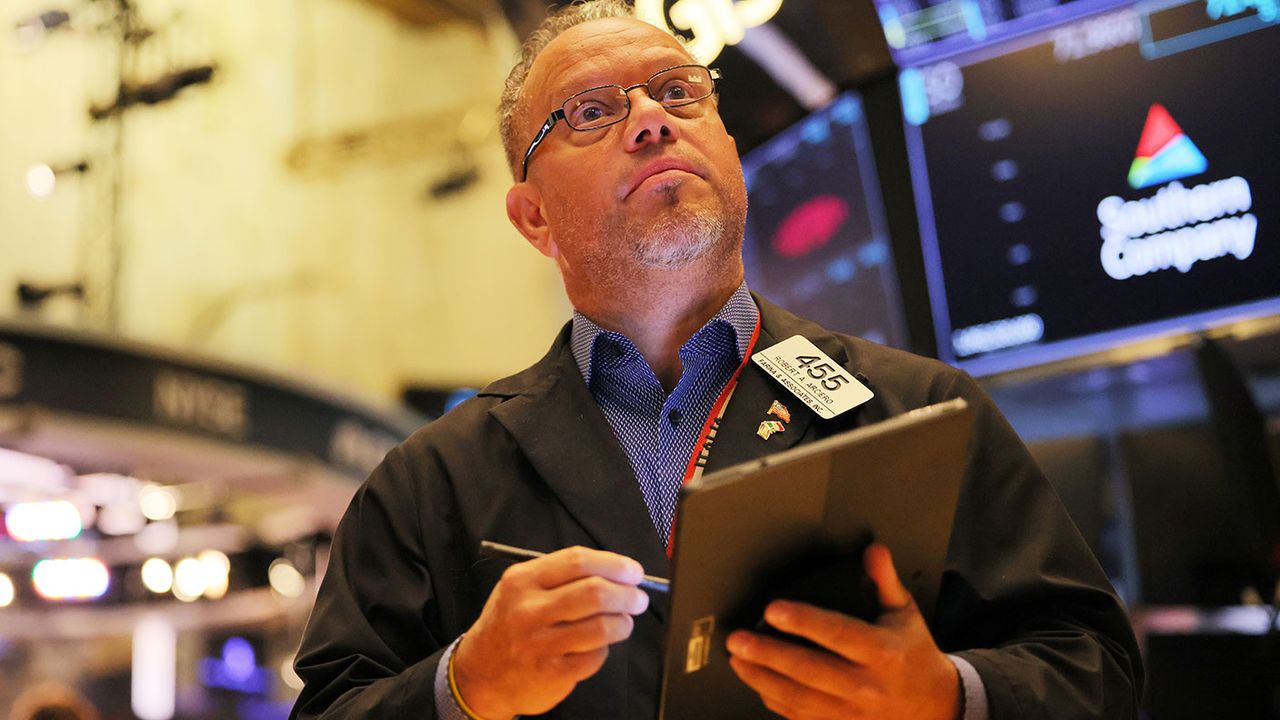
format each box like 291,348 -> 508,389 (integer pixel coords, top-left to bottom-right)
506,182 -> 558,259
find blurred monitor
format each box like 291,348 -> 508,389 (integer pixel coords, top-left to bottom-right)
875,0 -> 1132,66
1025,435 -> 1108,563
899,3 -> 1280,374
1121,422 -> 1261,605
741,92 -> 910,349
1144,633 -> 1278,720
1194,337 -> 1280,598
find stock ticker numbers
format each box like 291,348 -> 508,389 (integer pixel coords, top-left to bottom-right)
1052,9 -> 1144,61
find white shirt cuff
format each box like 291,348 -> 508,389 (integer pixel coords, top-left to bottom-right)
947,654 -> 990,720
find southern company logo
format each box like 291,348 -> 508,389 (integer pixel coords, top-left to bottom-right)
1128,103 -> 1208,190
1096,102 -> 1257,281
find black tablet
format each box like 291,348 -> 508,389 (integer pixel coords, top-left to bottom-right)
658,398 -> 973,719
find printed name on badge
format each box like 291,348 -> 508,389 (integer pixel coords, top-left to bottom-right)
751,335 -> 873,419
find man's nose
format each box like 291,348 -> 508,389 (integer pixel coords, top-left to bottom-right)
624,90 -> 681,152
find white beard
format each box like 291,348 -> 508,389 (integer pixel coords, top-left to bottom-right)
631,209 -> 724,268
554,177 -> 748,287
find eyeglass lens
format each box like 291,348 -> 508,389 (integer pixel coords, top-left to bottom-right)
562,66 -> 715,131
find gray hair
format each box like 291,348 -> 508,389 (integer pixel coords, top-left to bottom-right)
498,0 -> 637,178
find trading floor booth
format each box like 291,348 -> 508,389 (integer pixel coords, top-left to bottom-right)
0,322 -> 421,718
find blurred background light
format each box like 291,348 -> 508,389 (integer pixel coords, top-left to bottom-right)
97,500 -> 146,536
22,160 -> 89,200
24,163 -> 56,198
0,448 -> 70,488
4,500 -> 83,542
268,558 -> 305,599
198,635 -> 269,694
171,557 -> 205,602
280,652 -> 304,691
0,572 -> 14,607
133,519 -> 180,555
32,557 -> 109,600
197,549 -> 230,600
80,473 -> 148,535
140,557 -> 173,594
139,484 -> 178,521
132,614 -> 176,720
221,636 -> 255,683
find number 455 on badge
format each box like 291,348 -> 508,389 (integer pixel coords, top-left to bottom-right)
751,336 -> 873,419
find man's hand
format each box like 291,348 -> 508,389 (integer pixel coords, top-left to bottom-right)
452,546 -> 651,719
726,543 -> 962,720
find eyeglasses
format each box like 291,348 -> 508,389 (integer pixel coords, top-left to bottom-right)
520,64 -> 721,181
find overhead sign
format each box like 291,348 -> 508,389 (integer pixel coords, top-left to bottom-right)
0,323 -> 421,478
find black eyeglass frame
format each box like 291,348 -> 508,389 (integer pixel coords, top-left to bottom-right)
519,64 -> 721,181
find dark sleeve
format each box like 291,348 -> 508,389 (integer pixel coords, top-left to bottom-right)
290,444 -> 450,719
935,371 -> 1144,719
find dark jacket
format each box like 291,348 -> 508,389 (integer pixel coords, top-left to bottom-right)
291,296 -> 1143,719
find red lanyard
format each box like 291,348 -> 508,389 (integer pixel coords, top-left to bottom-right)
665,314 -> 763,557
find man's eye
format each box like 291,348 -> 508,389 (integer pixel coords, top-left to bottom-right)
659,83 -> 692,102
570,101 -> 613,125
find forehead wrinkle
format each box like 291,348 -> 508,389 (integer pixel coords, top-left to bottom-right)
521,19 -> 692,135
550,39 -> 690,99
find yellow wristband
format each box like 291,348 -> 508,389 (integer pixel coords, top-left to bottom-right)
447,637 -> 494,720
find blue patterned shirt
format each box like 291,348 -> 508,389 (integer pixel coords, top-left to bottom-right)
568,283 -> 758,541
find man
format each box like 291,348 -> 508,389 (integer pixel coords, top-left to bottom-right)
291,1 -> 1142,718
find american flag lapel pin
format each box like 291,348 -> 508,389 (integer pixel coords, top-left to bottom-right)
757,420 -> 785,441
767,400 -> 791,424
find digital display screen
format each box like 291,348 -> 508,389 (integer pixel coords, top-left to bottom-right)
741,92 -> 909,349
875,0 -> 1130,65
901,4 -> 1279,374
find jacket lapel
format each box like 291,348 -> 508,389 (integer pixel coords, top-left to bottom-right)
702,295 -> 868,474
485,334 -> 671,584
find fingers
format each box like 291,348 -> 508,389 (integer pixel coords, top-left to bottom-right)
728,654 -> 852,720
453,546 -> 653,717
539,574 -> 650,622
549,612 -> 636,654
724,546 -> 957,720
760,601 -> 884,665
863,543 -> 912,610
750,546 -> 925,665
556,648 -> 610,682
726,629 -> 864,698
499,546 -> 650,623
521,546 -> 645,589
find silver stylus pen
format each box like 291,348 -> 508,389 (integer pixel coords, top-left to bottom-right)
478,540 -> 670,593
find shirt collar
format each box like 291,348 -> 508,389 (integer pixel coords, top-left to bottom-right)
569,282 -> 758,384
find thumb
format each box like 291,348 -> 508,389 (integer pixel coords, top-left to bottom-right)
864,543 -> 913,611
